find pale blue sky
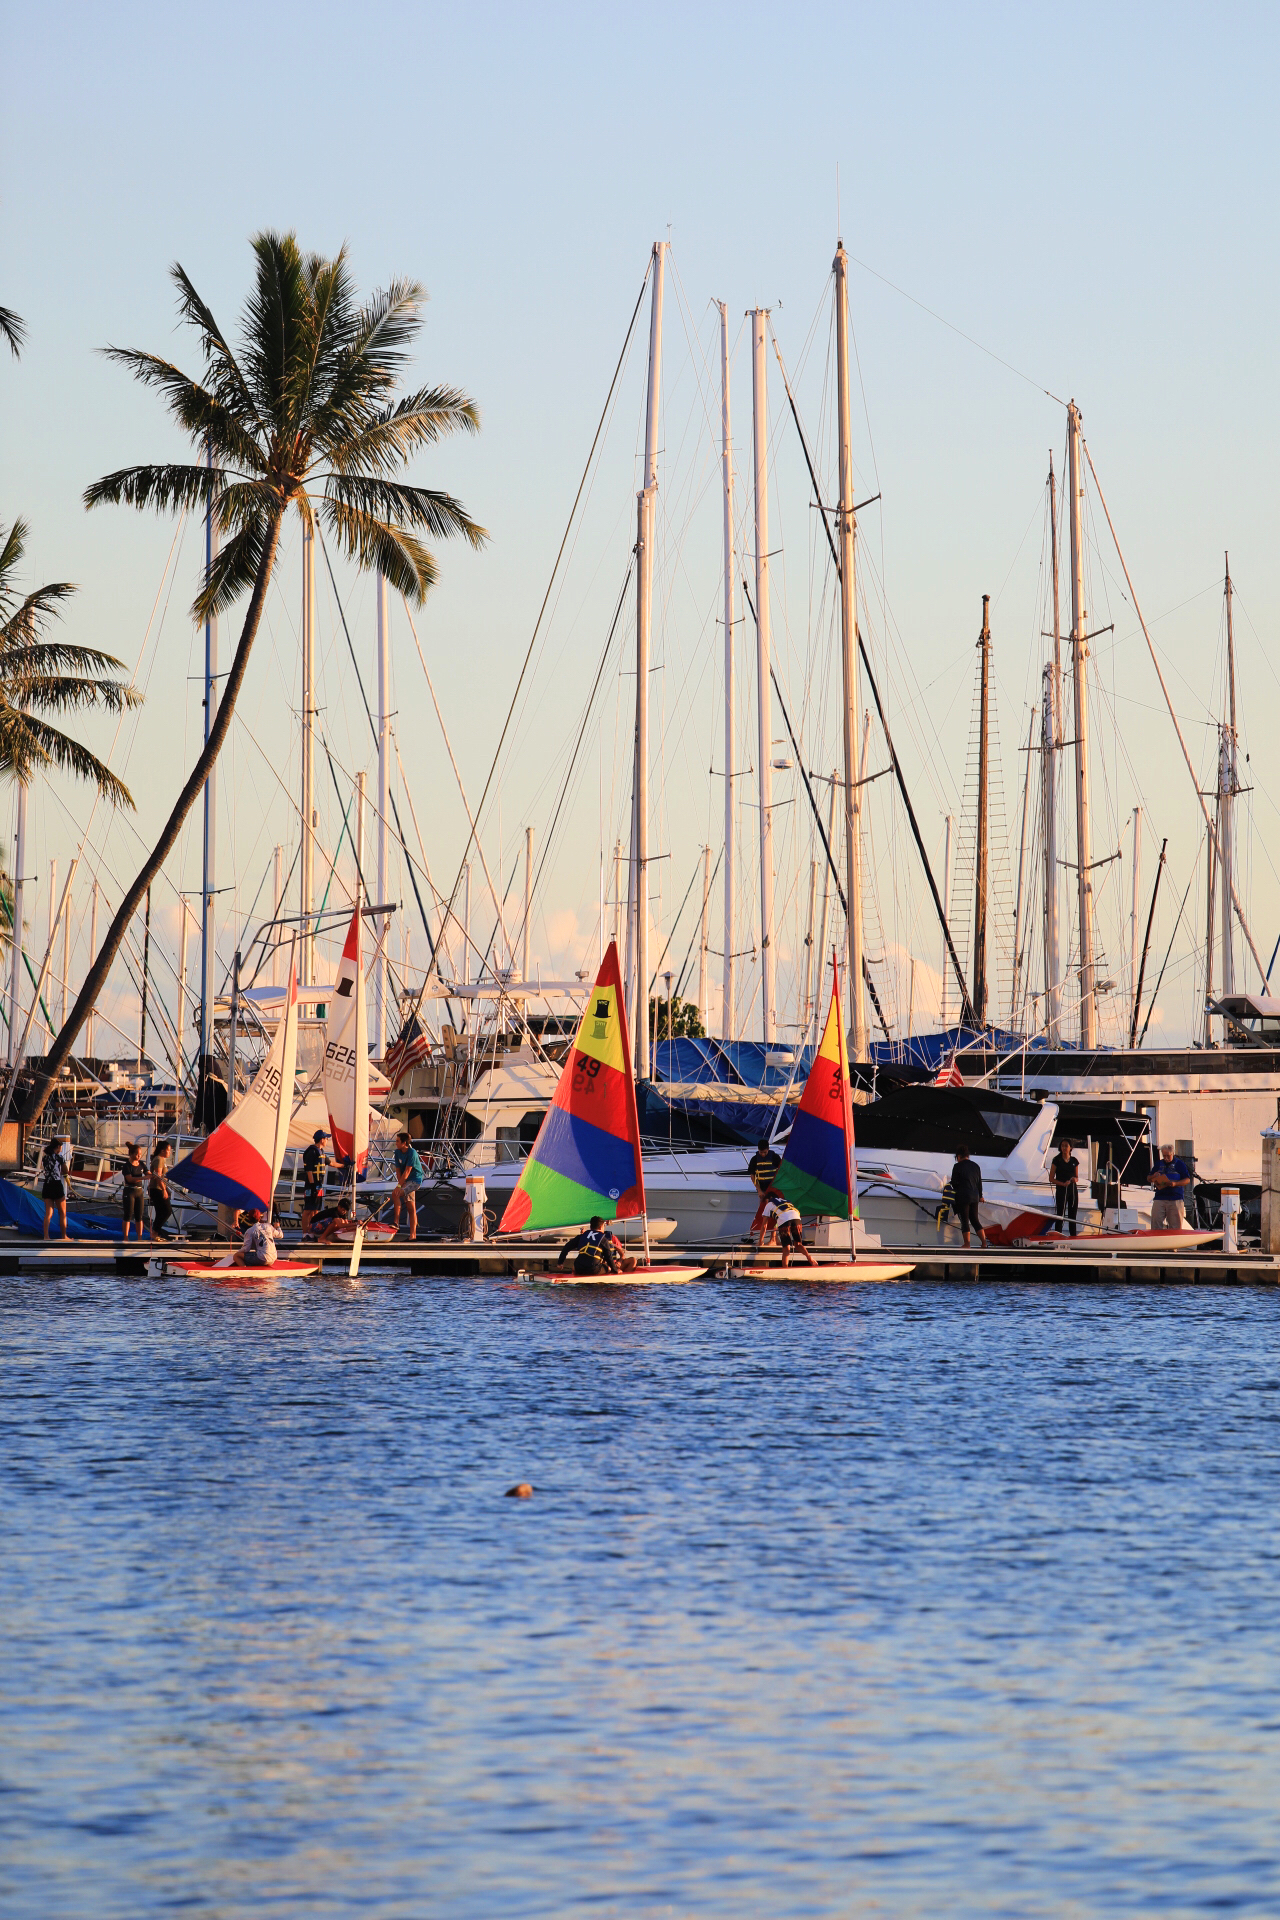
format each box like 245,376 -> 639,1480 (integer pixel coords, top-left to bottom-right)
4,2 -> 1278,1052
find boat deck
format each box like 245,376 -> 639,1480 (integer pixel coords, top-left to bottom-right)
0,1233 -> 1277,1284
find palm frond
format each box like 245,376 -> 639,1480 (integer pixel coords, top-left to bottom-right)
0,305 -> 25,356
322,385 -> 480,475
0,712 -> 134,808
170,264 -> 262,431
242,232 -> 315,434
311,282 -> 423,441
193,518 -> 268,622
84,462 -> 222,515
2,671 -> 141,715
0,519 -> 30,603
320,501 -> 439,602
99,350 -> 266,471
0,583 -> 79,645
323,475 -> 487,548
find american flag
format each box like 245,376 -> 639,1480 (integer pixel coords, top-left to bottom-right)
383,1013 -> 431,1084
933,1060 -> 965,1087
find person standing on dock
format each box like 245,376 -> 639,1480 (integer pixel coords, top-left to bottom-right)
121,1142 -> 147,1240
748,1137 -> 783,1195
300,1129 -> 328,1232
392,1132 -> 425,1240
1050,1140 -> 1081,1238
149,1141 -> 175,1239
1150,1143 -> 1191,1231
948,1147 -> 988,1249
40,1136 -> 70,1241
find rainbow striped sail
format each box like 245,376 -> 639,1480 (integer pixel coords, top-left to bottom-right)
773,960 -> 859,1220
498,941 -> 644,1233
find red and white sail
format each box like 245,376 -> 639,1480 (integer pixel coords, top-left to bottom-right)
171,956 -> 301,1212
323,904 -> 369,1173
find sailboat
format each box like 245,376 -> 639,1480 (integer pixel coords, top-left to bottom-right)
737,958 -> 914,1282
323,903 -> 394,1260
497,941 -> 704,1283
166,950 -> 319,1277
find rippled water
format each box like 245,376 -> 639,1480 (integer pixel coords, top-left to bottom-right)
3,1270 -> 1280,1916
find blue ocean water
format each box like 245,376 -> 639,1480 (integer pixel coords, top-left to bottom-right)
3,1270 -> 1280,1916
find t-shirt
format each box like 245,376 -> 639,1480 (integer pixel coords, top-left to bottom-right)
762,1196 -> 801,1229
1154,1157 -> 1190,1201
241,1221 -> 280,1266
121,1157 -> 146,1193
41,1144 -> 66,1189
950,1159 -> 983,1203
1051,1152 -> 1080,1190
394,1144 -> 425,1186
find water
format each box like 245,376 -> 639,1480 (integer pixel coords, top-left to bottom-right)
3,1271 -> 1280,1916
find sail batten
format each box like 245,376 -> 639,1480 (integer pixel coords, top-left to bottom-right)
498,941 -> 644,1233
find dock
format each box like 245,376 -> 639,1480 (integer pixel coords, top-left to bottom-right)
0,1235 -> 1276,1284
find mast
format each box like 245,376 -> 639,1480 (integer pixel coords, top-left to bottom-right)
272,844 -> 284,989
1010,704 -> 1036,1029
1067,402 -> 1096,1046
1043,452 -> 1062,1039
138,884 -> 151,1072
612,842 -> 622,957
750,306 -> 776,1044
60,880 -> 70,1029
8,780 -> 26,1066
199,440 -> 219,1101
175,899 -> 189,1114
88,879 -> 99,1060
940,814 -> 954,1026
801,857 -> 818,1035
815,773 -> 836,1040
45,860 -> 56,1047
300,517 -> 316,986
698,844 -> 711,1032
833,242 -> 867,1057
522,825 -> 534,984
719,300 -> 736,1044
1130,807 -> 1142,1035
1204,818 -> 1217,1043
631,240 -> 665,1075
973,595 -> 991,1028
375,568 -> 391,1052
1220,553 -> 1238,997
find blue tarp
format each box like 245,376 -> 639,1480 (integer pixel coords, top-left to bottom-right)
0,1177 -> 130,1240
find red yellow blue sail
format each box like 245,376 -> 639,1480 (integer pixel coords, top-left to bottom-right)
773,959 -> 859,1220
498,941 -> 644,1233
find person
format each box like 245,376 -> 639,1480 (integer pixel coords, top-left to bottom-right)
40,1135 -> 70,1241
149,1141 -> 175,1239
308,1195 -> 356,1243
240,1208 -> 281,1267
121,1141 -> 147,1240
747,1137 -> 783,1195
1151,1142 -> 1192,1231
392,1131 -> 425,1240
1049,1139 -> 1081,1238
949,1146 -> 988,1249
300,1129 -> 328,1231
756,1186 -> 816,1268
556,1216 -> 636,1276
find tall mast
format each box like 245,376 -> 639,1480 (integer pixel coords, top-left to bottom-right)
1130,807 -> 1142,1036
375,569 -> 391,1052
1220,553 -> 1238,997
7,781 -> 25,1066
749,306 -> 776,1044
1043,453 -> 1062,1039
87,880 -> 99,1059
1067,402 -> 1096,1047
1204,819 -> 1217,1043
199,440 -> 219,1098
300,516 -> 317,986
973,594 -> 991,1028
833,243 -> 867,1057
272,844 -> 284,988
1010,704 -> 1036,1029
815,773 -> 836,1039
175,900 -> 189,1113
719,300 -> 736,1043
631,240 -> 665,1075
698,844 -> 711,1032
522,825 -> 534,983
940,814 -> 954,1026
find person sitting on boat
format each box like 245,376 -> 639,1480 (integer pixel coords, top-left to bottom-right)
1150,1143 -> 1191,1231
40,1135 -> 70,1241
240,1209 -> 282,1268
948,1147 -> 988,1249
149,1141 -> 176,1239
756,1187 -> 816,1268
300,1129 -> 328,1231
1050,1139 -> 1081,1238
747,1137 -> 783,1195
121,1141 -> 147,1240
392,1131 -> 425,1241
309,1196 -> 356,1243
557,1216 -> 635,1276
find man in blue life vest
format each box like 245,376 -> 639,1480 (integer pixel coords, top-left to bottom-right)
557,1216 -> 636,1276
1150,1142 -> 1191,1231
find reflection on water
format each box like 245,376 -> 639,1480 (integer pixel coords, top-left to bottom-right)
3,1272 -> 1280,1915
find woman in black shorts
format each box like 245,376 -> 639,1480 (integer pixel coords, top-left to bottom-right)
40,1136 -> 70,1241
121,1141 -> 147,1239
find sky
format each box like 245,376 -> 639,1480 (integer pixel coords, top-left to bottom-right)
4,1 -> 1279,1065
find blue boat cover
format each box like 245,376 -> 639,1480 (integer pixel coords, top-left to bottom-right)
0,1177 -> 129,1240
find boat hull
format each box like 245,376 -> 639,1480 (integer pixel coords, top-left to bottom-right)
732,1259 -> 915,1282
522,1263 -> 704,1286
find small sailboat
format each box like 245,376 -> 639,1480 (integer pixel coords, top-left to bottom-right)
738,958 -> 914,1282
324,902 -> 370,1177
167,952 -> 319,1279
498,941 -> 704,1283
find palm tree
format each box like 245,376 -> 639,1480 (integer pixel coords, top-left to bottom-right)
22,231 -> 484,1122
0,517 -> 141,809
0,305 -> 25,356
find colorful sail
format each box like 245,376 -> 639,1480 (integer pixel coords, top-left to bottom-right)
171,959 -> 300,1213
773,959 -> 859,1220
498,940 -> 644,1233
324,904 -> 369,1174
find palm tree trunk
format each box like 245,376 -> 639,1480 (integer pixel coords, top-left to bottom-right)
20,512 -> 284,1124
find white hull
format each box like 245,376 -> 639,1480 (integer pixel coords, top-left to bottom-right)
521,1263 -> 704,1287
731,1259 -> 915,1282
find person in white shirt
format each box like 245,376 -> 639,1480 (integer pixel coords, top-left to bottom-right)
240,1209 -> 281,1267
756,1187 -> 816,1269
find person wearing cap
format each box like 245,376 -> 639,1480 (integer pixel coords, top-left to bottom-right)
240,1208 -> 281,1267
300,1128 -> 328,1231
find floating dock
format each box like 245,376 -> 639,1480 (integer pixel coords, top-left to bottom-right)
0,1235 -> 1276,1284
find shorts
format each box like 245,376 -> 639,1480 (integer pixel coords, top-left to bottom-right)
122,1190 -> 145,1225
778,1218 -> 804,1247
42,1179 -> 66,1204
954,1199 -> 983,1233
303,1184 -> 323,1210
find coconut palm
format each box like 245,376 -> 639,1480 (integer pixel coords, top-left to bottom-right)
0,305 -> 24,357
22,230 -> 484,1121
0,517 -> 141,809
